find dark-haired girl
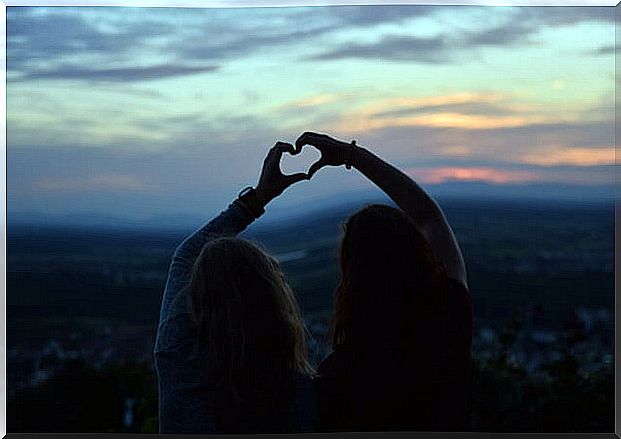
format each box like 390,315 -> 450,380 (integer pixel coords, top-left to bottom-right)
296,132 -> 473,432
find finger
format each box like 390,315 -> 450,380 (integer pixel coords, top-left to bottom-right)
269,142 -> 295,164
308,158 -> 326,178
294,134 -> 305,154
265,143 -> 279,162
275,141 -> 296,155
295,131 -> 323,153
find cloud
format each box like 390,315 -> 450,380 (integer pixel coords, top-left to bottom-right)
464,21 -> 536,47
593,45 -> 619,55
17,64 -> 218,82
519,146 -> 615,167
462,7 -> 615,49
473,121 -> 615,159
352,119 -> 615,184
367,92 -> 505,110
374,101 -> 517,119
519,6 -> 615,26
7,8 -> 173,71
175,5 -> 455,64
8,10 -> 107,68
8,6 -> 440,73
328,92 -> 560,132
277,93 -> 341,109
307,6 -> 614,64
308,35 -> 450,63
9,6 -> 614,75
180,24 -> 338,61
177,5 -> 445,62
305,22 -> 535,63
8,115 -> 614,221
323,90 -> 615,143
401,113 -> 545,130
331,5 -> 439,27
31,174 -> 152,193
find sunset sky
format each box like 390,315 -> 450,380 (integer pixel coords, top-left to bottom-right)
7,5 -> 616,223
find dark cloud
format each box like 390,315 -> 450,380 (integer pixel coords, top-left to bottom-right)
306,20 -> 538,63
306,6 -> 614,63
8,6 -> 615,73
332,5 -> 614,30
305,19 -> 537,63
18,64 -> 218,82
308,35 -> 450,63
465,21 -> 536,47
7,6 -> 440,70
7,9 -> 112,66
149,6 -> 440,63
180,25 -> 336,61
594,45 -> 619,55
518,6 -> 615,26
331,4 -> 440,27
7,8 -> 173,71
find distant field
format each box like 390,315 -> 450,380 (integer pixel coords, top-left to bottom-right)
7,199 -> 614,347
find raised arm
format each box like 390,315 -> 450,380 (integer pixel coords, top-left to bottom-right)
296,131 -> 467,288
154,141 -> 307,433
155,141 -> 307,351
154,203 -> 254,353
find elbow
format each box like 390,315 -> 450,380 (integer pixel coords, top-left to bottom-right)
171,240 -> 189,261
169,245 -> 194,274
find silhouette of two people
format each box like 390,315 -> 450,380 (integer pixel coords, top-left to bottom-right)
154,131 -> 473,433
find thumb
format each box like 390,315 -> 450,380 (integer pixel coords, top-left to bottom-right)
285,172 -> 308,186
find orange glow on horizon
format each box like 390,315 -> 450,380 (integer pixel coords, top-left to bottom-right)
407,167 -> 537,184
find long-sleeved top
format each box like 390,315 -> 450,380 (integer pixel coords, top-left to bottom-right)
153,201 -> 317,433
316,277 -> 473,432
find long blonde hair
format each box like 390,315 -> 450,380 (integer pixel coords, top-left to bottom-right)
189,237 -> 314,415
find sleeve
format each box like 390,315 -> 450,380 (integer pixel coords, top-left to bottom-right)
153,200 -> 255,433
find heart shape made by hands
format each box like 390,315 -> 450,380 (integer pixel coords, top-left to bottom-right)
280,145 -> 321,177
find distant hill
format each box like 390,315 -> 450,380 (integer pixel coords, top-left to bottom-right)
7,181 -> 615,231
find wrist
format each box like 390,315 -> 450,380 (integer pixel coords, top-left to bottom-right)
344,140 -> 354,170
254,185 -> 272,208
237,186 -> 266,218
348,144 -> 365,169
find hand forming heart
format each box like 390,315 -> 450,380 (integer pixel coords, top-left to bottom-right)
255,133 -> 354,206
280,142 -> 322,177
254,142 -> 308,206
295,131 -> 353,178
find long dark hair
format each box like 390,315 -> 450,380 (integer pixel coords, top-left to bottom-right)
330,204 -> 450,352
188,237 -> 314,429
